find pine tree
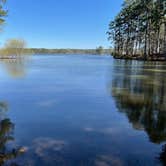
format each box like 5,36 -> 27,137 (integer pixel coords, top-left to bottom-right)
108,0 -> 166,60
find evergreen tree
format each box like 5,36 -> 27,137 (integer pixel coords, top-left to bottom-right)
108,0 -> 166,60
0,0 -> 7,27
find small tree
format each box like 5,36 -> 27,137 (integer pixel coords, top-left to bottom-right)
96,46 -> 104,55
3,39 -> 27,58
1,39 -> 28,77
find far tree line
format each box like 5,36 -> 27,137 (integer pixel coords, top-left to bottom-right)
23,46 -> 111,55
0,42 -> 112,57
108,0 -> 166,60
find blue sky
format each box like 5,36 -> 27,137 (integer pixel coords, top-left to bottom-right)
1,0 -> 123,49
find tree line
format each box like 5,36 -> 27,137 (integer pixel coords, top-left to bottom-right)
23,47 -> 111,55
108,0 -> 166,60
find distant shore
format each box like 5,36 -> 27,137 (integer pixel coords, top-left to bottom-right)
0,48 -> 112,58
24,48 -> 112,55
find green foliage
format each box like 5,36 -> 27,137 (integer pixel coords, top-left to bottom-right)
96,46 -> 104,55
0,0 -> 7,27
0,100 -> 26,165
23,48 -> 111,55
108,0 -> 166,59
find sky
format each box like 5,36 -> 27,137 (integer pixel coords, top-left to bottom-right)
1,0 -> 123,49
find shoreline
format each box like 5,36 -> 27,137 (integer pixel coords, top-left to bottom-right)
1,54 -> 166,62
0,53 -> 111,59
113,55 -> 166,62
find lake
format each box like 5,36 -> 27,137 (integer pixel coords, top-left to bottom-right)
0,55 -> 166,166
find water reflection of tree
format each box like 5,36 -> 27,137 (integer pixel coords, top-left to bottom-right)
3,59 -> 26,78
0,39 -> 31,78
159,145 -> 166,166
111,60 -> 166,164
0,102 -> 24,166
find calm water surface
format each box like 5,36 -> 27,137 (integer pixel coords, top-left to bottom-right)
0,55 -> 166,166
